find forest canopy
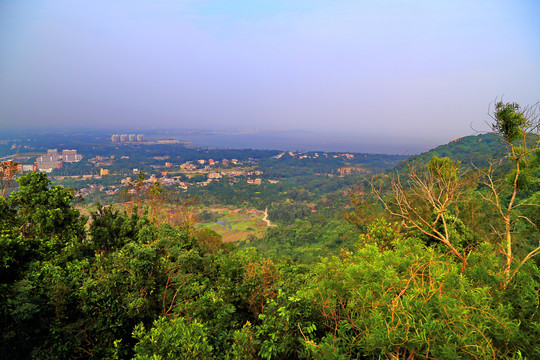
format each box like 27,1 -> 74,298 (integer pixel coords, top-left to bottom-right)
1,101 -> 539,359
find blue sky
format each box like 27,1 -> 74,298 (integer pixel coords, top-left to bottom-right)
0,0 -> 539,151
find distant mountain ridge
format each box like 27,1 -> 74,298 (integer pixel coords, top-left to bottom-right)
395,133 -> 506,170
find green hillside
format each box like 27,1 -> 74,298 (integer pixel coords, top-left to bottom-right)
1,102 -> 539,359
397,133 -> 506,169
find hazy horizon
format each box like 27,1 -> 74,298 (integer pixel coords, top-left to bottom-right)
0,126 -> 480,155
1,0 -> 539,152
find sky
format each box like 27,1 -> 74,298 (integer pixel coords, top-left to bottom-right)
0,0 -> 539,152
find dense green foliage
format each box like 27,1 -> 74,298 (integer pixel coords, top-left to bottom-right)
244,217 -> 359,263
398,133 -> 506,169
1,104 -> 540,359
186,174 -> 366,209
2,158 -> 539,360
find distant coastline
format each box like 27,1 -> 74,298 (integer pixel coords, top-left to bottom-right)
174,130 -> 431,155
0,128 -> 438,155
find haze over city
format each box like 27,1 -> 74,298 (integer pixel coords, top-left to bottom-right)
1,0 -> 539,153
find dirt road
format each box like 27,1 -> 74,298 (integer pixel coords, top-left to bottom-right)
262,207 -> 277,227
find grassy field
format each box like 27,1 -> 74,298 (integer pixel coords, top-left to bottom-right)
196,207 -> 269,242
78,202 -> 271,243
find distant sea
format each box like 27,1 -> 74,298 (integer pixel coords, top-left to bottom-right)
174,130 -> 432,155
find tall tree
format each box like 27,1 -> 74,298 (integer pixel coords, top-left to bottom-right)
0,161 -> 18,197
478,100 -> 540,285
371,155 -> 475,263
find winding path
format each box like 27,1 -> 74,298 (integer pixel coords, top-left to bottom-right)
262,207 -> 277,227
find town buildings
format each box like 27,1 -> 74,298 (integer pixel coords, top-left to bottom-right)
35,149 -> 83,172
111,134 -> 144,142
61,149 -> 83,162
247,178 -> 262,185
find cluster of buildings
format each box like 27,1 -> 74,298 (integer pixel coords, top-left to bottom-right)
73,166 -> 274,198
78,156 -> 264,194
337,167 -> 368,177
35,149 -> 83,173
272,151 -> 355,160
176,158 -> 240,171
156,139 -> 180,144
111,134 -> 144,143
197,169 -> 264,187
89,155 -> 115,167
2,149 -> 84,174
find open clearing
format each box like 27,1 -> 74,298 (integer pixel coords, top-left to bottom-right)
196,207 -> 270,242
78,203 -> 271,243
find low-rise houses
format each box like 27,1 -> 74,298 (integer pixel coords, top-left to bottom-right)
247,178 -> 262,185
180,162 -> 197,171
221,170 -> 244,177
89,156 -> 114,167
338,167 -> 368,176
160,178 -> 176,186
208,172 -> 222,179
273,151 -> 355,161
